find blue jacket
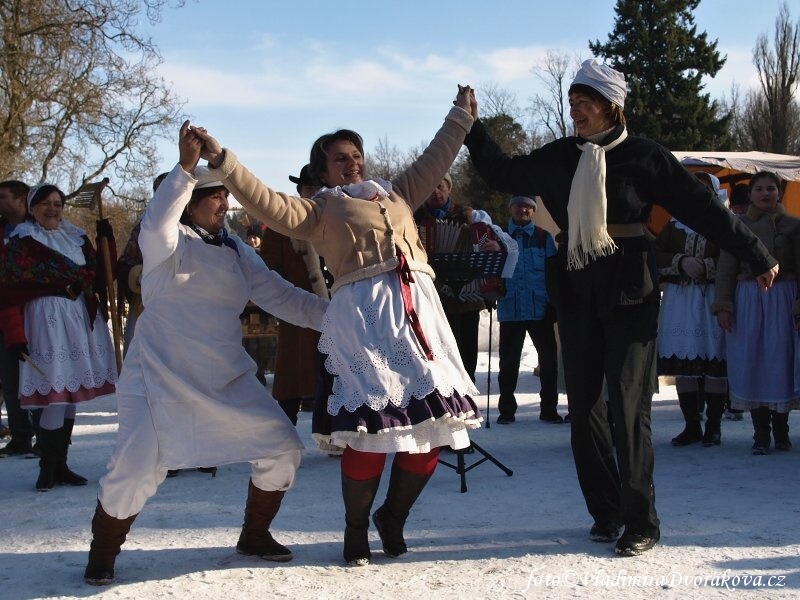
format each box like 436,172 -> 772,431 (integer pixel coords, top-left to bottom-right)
497,219 -> 556,322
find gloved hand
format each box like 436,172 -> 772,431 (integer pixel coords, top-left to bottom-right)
9,343 -> 29,362
96,218 -> 114,238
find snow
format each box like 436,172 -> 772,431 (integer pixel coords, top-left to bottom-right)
2,314 -> 799,599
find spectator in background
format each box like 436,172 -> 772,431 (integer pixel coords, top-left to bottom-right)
0,184 -> 117,490
655,173 -> 728,447
117,172 -> 168,356
260,165 -> 330,424
729,183 -> 750,216
713,171 -> 800,454
496,195 -> 561,425
245,225 -> 263,250
413,173 -> 483,382
0,180 -> 38,457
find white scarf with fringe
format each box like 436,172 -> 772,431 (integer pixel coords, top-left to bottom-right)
566,128 -> 628,270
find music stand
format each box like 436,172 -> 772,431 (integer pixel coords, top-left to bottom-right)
431,251 -> 514,492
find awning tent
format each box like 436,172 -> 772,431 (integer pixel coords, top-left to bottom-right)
647,150 -> 800,233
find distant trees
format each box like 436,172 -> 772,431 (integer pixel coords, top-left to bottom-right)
0,0 -> 185,201
589,0 -> 730,150
729,2 -> 800,154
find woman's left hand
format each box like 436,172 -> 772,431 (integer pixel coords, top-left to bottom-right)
178,120 -> 202,172
756,264 -> 779,291
190,126 -> 223,167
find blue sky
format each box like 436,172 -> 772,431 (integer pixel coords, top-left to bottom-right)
144,0 -> 793,195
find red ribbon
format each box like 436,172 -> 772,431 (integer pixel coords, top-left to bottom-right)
396,250 -> 433,360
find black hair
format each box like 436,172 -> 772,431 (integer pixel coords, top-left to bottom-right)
0,180 -> 30,199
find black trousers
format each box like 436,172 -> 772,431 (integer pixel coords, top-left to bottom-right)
444,308 -> 480,382
557,298 -> 660,536
497,318 -> 558,417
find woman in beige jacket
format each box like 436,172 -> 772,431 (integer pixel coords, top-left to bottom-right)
193,86 -> 482,566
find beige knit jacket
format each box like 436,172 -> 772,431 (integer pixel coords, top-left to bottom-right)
213,107 -> 474,294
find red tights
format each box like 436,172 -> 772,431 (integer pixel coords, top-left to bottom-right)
340,447 -> 441,481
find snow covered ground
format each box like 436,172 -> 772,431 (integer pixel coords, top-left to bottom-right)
2,319 -> 799,599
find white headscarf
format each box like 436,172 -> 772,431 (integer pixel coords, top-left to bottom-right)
571,59 -> 627,108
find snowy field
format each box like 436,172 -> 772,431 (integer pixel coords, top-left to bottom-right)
2,317 -> 799,599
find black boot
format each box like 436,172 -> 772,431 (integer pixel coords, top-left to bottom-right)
35,427 -> 59,491
341,474 -> 382,566
84,501 -> 138,585
702,392 -> 725,447
236,480 -> 292,561
751,407 -> 772,455
671,392 -> 702,446
54,418 -> 88,486
772,412 -> 792,451
372,463 -> 433,558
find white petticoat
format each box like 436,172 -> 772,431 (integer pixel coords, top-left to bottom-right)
318,269 -> 479,414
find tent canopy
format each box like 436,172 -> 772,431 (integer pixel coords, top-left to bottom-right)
672,151 -> 800,183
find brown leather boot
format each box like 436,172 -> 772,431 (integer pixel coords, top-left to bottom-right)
236,480 -> 292,562
84,501 -> 138,585
372,463 -> 432,558
341,474 -> 382,566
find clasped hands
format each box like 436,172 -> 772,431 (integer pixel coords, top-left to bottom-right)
178,119 -> 224,173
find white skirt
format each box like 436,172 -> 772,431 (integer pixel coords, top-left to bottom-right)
658,282 -> 725,362
19,295 -> 117,407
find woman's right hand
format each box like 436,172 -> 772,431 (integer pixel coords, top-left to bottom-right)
178,120 -> 202,173
716,310 -> 733,332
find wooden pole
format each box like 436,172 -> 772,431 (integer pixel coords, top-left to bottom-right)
96,193 -> 123,373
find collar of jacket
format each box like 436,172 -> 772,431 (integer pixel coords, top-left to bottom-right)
508,220 -> 534,237
746,203 -> 786,221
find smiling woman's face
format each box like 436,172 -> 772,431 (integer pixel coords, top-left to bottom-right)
320,141 -> 364,187
30,190 -> 64,230
187,187 -> 229,234
569,91 -> 612,138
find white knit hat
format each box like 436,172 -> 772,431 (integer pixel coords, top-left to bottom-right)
571,59 -> 627,109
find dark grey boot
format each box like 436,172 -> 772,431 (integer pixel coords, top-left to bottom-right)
671,392 -> 702,446
35,427 -> 59,491
702,393 -> 725,447
751,407 -> 772,455
772,412 -> 792,451
54,418 -> 88,486
372,463 -> 433,558
341,474 -> 382,566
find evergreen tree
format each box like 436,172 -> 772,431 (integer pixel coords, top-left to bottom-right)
454,113 -> 530,226
589,0 -> 730,150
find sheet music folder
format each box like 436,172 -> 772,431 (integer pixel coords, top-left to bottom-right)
429,251 -> 507,283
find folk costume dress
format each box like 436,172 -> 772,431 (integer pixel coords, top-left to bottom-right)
212,106 -> 482,455
655,220 -> 726,378
0,220 -> 117,408
713,204 -> 800,412
97,166 -> 329,518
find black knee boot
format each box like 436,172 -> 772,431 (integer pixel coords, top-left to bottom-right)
672,392 -> 702,446
35,427 -> 59,491
341,474 -> 382,566
772,412 -> 792,451
372,463 -> 433,558
55,418 -> 88,486
702,393 -> 725,447
751,407 -> 772,455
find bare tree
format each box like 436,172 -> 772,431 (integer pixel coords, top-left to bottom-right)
752,2 -> 800,153
0,0 -> 186,197
365,135 -> 408,182
529,50 -> 583,141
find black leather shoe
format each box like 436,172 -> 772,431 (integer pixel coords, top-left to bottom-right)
539,413 -> 564,424
615,530 -> 660,556
590,521 -> 622,543
496,415 -> 516,424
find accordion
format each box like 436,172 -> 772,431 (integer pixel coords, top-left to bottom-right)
418,220 -> 505,303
